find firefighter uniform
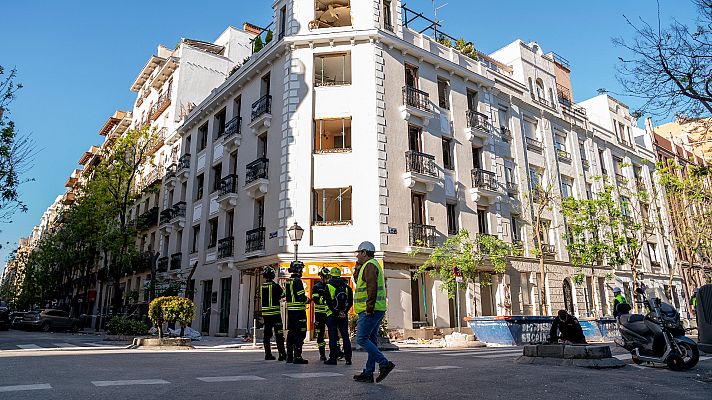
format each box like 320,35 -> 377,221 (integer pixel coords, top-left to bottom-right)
259,267 -> 286,361
311,268 -> 330,361
285,261 -> 309,364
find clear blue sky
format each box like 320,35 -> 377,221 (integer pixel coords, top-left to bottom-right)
0,0 -> 698,269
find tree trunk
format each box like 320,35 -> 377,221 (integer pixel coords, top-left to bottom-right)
538,255 -> 547,315
631,261 -> 639,314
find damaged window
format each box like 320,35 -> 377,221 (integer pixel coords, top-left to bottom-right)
313,0 -> 351,29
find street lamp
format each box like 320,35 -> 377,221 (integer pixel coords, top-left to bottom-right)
287,221 -> 304,261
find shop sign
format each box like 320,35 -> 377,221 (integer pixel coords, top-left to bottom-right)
278,261 -> 356,279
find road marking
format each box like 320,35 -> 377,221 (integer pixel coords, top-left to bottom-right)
443,349 -> 522,357
84,342 -> 110,347
283,372 -> 344,379
0,384 -> 52,392
472,353 -> 526,359
614,354 -> 632,360
416,366 -> 462,370
53,343 -> 78,348
16,344 -> 43,350
92,379 -> 170,387
197,376 -> 265,382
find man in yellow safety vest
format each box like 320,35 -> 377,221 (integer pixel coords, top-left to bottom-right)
352,241 -> 395,384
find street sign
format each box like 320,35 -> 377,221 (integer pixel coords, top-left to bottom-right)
456,276 -> 463,283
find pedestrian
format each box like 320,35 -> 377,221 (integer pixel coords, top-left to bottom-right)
612,287 -> 627,318
285,261 -> 309,364
324,267 -> 353,365
352,241 -> 395,383
690,289 -> 698,317
259,266 -> 286,361
548,309 -> 587,344
311,267 -> 331,361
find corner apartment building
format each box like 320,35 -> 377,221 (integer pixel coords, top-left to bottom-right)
161,0 -> 685,337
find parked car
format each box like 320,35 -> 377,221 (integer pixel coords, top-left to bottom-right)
20,309 -> 81,332
0,301 -> 9,330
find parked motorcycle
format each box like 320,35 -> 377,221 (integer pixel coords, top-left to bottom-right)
614,287 -> 699,371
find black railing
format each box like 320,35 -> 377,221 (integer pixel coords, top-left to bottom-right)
506,181 -> 518,194
157,256 -> 169,272
384,21 -> 394,32
402,86 -> 430,111
557,149 -> 572,163
471,168 -> 498,190
245,227 -> 265,253
615,174 -> 627,185
251,95 -> 272,121
218,174 -> 239,197
137,207 -> 159,230
466,110 -> 490,133
178,154 -> 191,171
500,126 -> 512,141
159,209 -> 173,225
218,236 -> 234,259
164,163 -> 176,180
409,223 -> 436,248
225,116 -> 241,138
245,158 -> 269,184
526,137 -> 543,152
405,151 -> 438,177
170,252 -> 182,270
542,244 -> 556,255
172,201 -> 186,219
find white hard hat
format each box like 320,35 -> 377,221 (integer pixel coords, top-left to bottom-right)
613,287 -> 622,293
357,241 -> 376,252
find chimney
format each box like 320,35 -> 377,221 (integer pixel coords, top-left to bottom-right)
243,22 -> 262,36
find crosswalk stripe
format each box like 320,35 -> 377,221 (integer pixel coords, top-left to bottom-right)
0,384 -> 52,392
16,344 -> 43,350
284,372 -> 343,379
442,349 -> 522,357
416,365 -> 461,370
472,353 -> 523,359
197,376 -> 265,382
401,347 -> 516,354
53,343 -> 78,348
92,379 -> 169,387
83,342 -> 107,347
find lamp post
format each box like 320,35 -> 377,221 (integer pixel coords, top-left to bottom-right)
287,221 -> 304,261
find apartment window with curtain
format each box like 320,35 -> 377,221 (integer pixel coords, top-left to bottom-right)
198,123 -> 208,152
279,6 -> 287,39
437,77 -> 450,109
313,187 -> 352,225
560,177 -> 574,199
314,53 -> 352,87
207,218 -> 218,249
191,225 -> 200,253
477,209 -> 488,234
211,164 -> 222,193
195,174 -> 204,201
383,0 -> 393,31
523,119 -> 538,139
314,118 -> 351,152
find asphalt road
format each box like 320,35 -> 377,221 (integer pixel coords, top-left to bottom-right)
1,343 -> 710,400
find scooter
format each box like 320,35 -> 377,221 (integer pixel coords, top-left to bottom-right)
614,287 -> 699,371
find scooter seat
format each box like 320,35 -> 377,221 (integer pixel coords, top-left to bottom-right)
619,314 -> 650,335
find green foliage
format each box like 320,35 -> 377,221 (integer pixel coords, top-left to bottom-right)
414,229 -> 514,298
106,316 -> 149,336
252,35 -> 264,53
264,30 -> 273,44
437,36 -> 452,48
454,38 -> 478,60
148,296 -> 196,337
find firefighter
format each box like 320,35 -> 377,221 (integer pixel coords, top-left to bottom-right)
311,267 -> 331,361
612,287 -> 628,318
324,267 -> 353,365
285,260 -> 309,364
259,266 -> 286,361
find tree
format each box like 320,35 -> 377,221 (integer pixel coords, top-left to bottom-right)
148,296 -> 196,338
252,35 -> 264,54
613,0 -> 712,133
0,65 -> 35,230
414,229 -> 515,300
657,160 -> 712,299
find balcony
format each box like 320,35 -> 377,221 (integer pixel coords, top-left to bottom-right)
157,256 -> 169,273
581,159 -> 590,170
218,236 -> 234,259
245,158 -> 269,198
139,166 -> 165,192
163,163 -> 177,189
542,244 -> 556,258
409,223 -> 436,248
176,154 -> 190,179
500,126 -> 512,142
245,227 -> 266,257
556,149 -> 572,163
137,207 -> 159,231
249,95 -> 272,134
170,252 -> 182,270
399,86 -> 433,126
217,174 -> 239,208
615,173 -> 627,186
470,168 -> 499,203
222,116 -> 242,151
526,137 -> 543,153
403,151 -> 439,192
171,201 -> 187,228
465,110 -> 491,142
148,127 -> 167,155
159,208 -> 173,226
650,260 -> 661,273
150,91 -> 171,121
506,181 -> 519,196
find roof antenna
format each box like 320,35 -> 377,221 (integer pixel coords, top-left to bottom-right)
432,0 -> 448,39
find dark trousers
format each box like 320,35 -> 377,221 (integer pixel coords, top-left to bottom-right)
263,315 -> 285,356
327,314 -> 352,360
286,310 -> 307,353
314,313 -> 327,355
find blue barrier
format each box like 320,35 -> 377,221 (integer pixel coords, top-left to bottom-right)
467,316 -> 619,346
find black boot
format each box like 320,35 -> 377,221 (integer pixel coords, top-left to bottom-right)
277,341 -> 286,361
324,358 -> 337,365
286,346 -> 294,363
278,351 -> 286,361
293,346 -> 308,364
345,357 -> 352,365
264,349 -> 275,360
319,346 -> 327,362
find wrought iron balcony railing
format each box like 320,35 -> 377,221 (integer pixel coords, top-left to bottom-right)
405,151 -> 437,177
402,85 -> 430,112
245,158 -> 269,184
409,223 -> 436,248
466,110 -> 490,133
245,227 -> 266,253
218,236 -> 235,259
471,168 -> 498,191
251,95 -> 272,121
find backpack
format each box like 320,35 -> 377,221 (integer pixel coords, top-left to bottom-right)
332,280 -> 350,314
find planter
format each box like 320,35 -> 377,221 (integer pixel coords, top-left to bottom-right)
133,337 -> 193,348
